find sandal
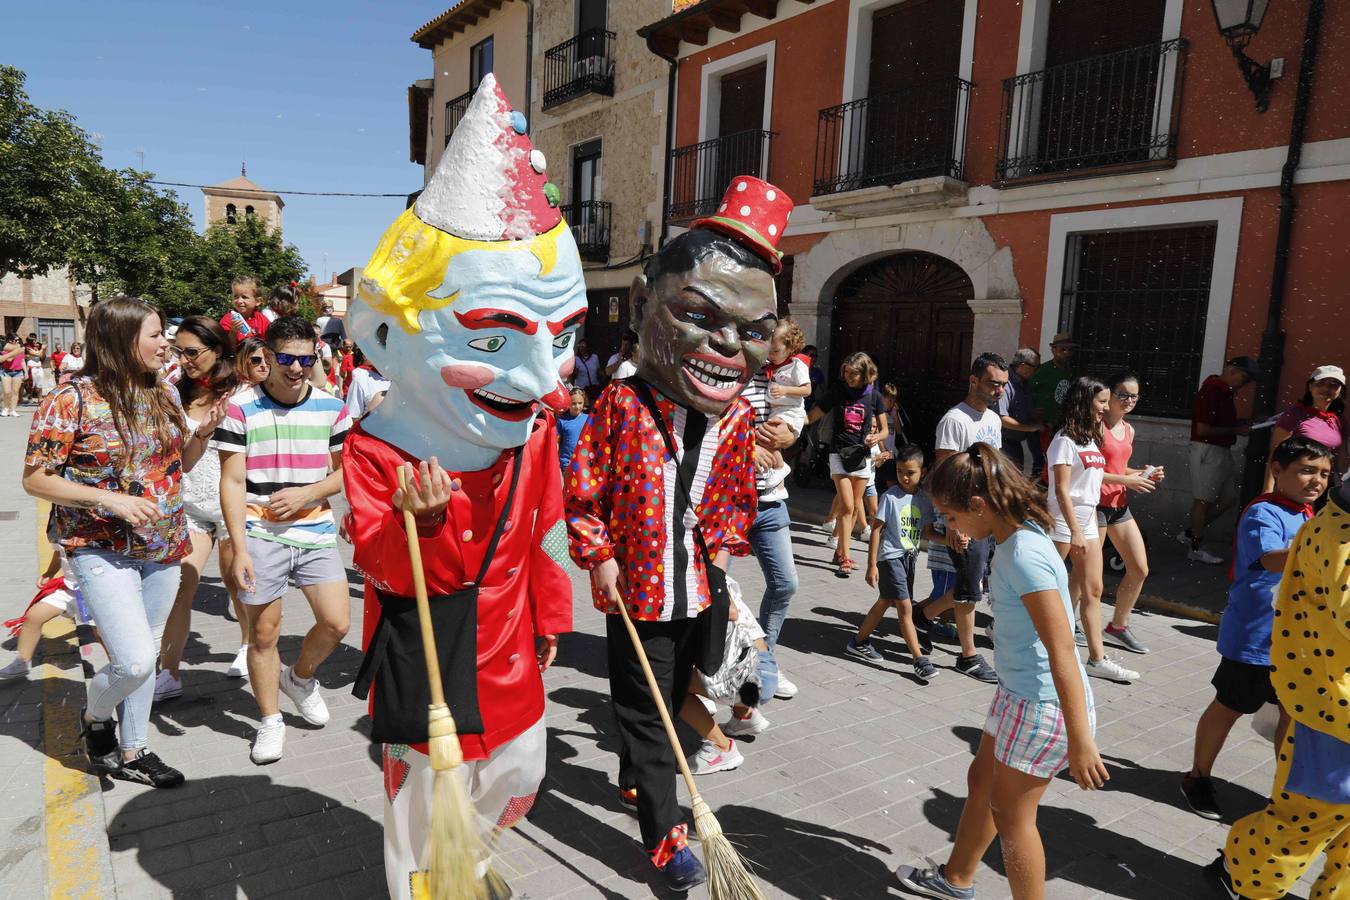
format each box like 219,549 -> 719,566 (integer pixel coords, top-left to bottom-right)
834,557 -> 856,578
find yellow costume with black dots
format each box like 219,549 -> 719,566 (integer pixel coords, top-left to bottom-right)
1223,495 -> 1350,899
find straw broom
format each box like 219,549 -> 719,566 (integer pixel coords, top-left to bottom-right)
397,466 -> 503,900
615,602 -> 766,900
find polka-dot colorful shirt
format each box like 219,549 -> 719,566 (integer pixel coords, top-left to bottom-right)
565,381 -> 757,622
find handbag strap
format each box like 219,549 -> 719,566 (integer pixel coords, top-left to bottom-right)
471,445 -> 523,586
630,379 -> 717,567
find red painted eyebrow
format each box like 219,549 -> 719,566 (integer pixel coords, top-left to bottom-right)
548,309 -> 588,336
454,309 -> 537,334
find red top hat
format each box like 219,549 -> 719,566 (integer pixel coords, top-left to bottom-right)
690,176 -> 793,274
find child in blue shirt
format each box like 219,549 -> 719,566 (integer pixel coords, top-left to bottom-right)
557,388 -> 589,471
845,445 -> 938,681
1180,436 -> 1333,821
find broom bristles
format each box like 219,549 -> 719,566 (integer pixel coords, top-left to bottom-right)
428,767 -> 490,900
693,797 -> 766,900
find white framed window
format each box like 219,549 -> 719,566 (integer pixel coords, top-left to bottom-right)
1039,197 -> 1244,416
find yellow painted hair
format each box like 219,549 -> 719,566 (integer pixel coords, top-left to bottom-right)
359,207 -> 567,333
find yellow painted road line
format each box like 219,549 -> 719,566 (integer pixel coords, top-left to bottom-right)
35,499 -> 114,898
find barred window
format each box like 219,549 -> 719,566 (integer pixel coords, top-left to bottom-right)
1059,224 -> 1217,418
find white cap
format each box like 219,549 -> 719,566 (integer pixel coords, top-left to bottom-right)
1309,365 -> 1345,385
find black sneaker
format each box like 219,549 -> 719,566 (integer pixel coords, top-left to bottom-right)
956,653 -> 998,684
1181,773 -> 1223,820
1205,853 -> 1238,899
112,749 -> 185,788
80,715 -> 121,774
913,656 -> 939,683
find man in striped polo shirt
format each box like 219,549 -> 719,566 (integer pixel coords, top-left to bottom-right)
216,315 -> 353,764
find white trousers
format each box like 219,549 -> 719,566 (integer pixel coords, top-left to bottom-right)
383,716 -> 547,900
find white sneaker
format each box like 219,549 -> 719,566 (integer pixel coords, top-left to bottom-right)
722,708 -> 770,737
773,674 -> 798,700
1086,657 -> 1140,683
1188,547 -> 1224,565
226,645 -> 249,679
251,718 -> 285,764
152,670 -> 182,702
690,739 -> 743,775
279,665 -> 329,725
859,527 -> 872,542
0,657 -> 31,680
825,535 -> 838,549
818,519 -> 836,535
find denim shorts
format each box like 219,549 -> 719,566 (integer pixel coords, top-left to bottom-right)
876,555 -> 916,601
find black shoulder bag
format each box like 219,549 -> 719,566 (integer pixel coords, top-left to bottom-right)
629,379 -> 730,674
352,446 -> 523,745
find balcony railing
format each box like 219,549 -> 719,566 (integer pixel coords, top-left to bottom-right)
561,200 -> 612,262
444,88 -> 475,146
543,29 -> 616,109
813,77 -> 972,197
667,129 -> 774,222
996,39 -> 1187,184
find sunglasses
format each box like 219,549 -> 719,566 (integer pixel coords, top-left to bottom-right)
172,346 -> 211,360
271,352 -> 317,368
248,355 -> 267,366
1114,392 -> 1140,402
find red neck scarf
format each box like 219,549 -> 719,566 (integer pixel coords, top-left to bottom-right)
1298,402 -> 1340,426
1229,493 -> 1314,581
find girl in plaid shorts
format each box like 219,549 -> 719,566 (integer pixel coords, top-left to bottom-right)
896,442 -> 1107,900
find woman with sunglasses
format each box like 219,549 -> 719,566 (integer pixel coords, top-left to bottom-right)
153,317 -> 249,701
234,336 -> 269,385
1095,373 -> 1165,656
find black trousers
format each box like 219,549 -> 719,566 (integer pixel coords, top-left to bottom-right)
606,613 -> 701,853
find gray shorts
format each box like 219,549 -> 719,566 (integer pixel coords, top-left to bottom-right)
240,535 -> 346,604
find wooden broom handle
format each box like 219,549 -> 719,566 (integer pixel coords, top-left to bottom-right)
616,601 -> 702,803
397,465 -> 447,709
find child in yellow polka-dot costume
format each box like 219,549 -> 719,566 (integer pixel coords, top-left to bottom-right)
1214,481 -> 1350,898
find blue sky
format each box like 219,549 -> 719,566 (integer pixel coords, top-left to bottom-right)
5,1 -> 440,282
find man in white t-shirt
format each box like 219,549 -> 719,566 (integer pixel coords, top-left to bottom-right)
920,352 -> 1009,684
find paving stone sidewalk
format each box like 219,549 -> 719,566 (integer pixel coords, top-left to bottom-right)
0,433 -> 1317,898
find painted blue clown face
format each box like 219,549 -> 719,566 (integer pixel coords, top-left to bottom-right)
351,229 -> 587,469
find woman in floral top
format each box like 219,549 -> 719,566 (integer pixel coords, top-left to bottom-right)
22,296 -> 202,789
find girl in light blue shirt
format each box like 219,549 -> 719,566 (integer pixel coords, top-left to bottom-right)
895,442 -> 1105,900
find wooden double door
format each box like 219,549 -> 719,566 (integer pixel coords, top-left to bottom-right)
830,253 -> 974,452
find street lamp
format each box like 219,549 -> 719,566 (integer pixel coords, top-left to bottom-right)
1210,0 -> 1273,111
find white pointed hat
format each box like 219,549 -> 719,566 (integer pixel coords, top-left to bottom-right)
414,73 -> 562,241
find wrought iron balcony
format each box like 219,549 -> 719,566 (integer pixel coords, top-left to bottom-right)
444,88 -> 474,146
667,129 -> 774,222
561,200 -> 612,262
996,39 -> 1187,184
813,77 -> 972,197
543,29 -> 616,109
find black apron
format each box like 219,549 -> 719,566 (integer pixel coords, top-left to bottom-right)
352,447 -> 523,745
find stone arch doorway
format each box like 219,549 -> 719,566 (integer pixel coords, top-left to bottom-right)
830,251 -> 974,450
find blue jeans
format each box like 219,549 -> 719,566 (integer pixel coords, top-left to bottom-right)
70,548 -> 181,751
746,501 -> 798,705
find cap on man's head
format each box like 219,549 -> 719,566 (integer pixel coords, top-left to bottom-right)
1309,364 -> 1345,386
1049,332 -> 1075,348
1226,356 -> 1262,379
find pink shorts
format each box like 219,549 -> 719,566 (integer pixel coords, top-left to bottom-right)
983,684 -> 1095,779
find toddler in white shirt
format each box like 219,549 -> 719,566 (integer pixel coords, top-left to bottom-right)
761,318 -> 812,493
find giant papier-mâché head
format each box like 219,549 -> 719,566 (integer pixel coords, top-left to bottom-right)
348,74 -> 587,469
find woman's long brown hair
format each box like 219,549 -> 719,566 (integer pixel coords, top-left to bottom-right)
81,296 -> 185,449
927,442 -> 1054,532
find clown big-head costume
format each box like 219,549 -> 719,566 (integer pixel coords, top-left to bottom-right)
342,75 -> 577,900
349,73 -> 587,470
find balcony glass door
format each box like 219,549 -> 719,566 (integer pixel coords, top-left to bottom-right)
1037,0 -> 1166,173
861,0 -> 963,187
715,63 -> 766,195
576,0 -> 606,58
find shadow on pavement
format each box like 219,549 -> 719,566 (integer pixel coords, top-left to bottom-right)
107,774 -> 385,896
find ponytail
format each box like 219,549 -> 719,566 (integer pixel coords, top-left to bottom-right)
928,442 -> 1053,532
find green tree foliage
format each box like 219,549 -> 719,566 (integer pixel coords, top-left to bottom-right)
1,65 -> 309,318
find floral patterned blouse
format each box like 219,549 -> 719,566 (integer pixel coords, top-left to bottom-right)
565,380 -> 757,622
25,377 -> 189,563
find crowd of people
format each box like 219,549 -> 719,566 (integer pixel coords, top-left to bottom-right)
1,274 -> 1346,898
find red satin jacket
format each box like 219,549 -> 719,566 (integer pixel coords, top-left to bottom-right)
343,416 -> 573,760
